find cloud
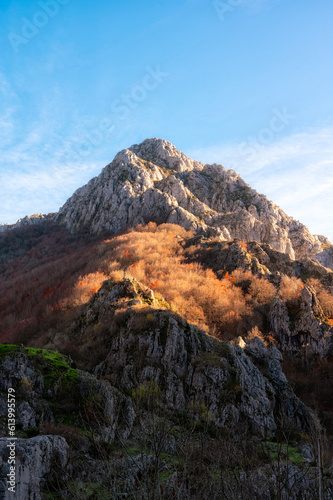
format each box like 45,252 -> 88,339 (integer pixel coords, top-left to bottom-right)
0,111 -> 103,224
0,73 -> 18,101
0,77 -> 108,225
0,74 -> 19,147
0,159 -> 99,223
188,127 -> 333,241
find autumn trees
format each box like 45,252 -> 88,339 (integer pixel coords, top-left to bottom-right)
1,220 -> 333,353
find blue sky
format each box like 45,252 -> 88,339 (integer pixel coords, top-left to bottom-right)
1,0 -> 333,240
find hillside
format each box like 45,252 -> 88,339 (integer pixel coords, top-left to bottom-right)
1,139 -> 333,498
3,138 -> 333,268
55,139 -> 333,266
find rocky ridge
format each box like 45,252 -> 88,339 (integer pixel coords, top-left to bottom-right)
2,139 -> 331,269
270,285 -> 333,357
185,237 -> 333,356
44,277 -> 312,436
0,279 -> 318,498
1,138 -> 333,497
53,138 -> 332,267
185,235 -> 333,284
0,214 -> 54,233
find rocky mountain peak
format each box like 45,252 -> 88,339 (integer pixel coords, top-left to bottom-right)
53,138 -> 332,269
1,137 -> 333,497
128,137 -> 204,172
2,138 -> 332,269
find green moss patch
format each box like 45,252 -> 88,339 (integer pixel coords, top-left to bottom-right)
0,344 -> 78,392
262,440 -> 305,465
0,344 -> 20,359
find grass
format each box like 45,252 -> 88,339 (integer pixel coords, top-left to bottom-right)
0,344 -> 78,391
0,344 -> 20,359
155,296 -> 171,309
262,440 -> 305,465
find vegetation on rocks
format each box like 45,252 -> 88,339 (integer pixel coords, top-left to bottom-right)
1,139 -> 333,498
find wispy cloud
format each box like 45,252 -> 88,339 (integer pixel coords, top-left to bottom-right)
0,60 -> 169,226
0,108 -> 101,224
0,73 -> 19,147
189,127 -> 333,241
0,70 -> 102,224
0,158 -> 99,224
2,121 -> 332,244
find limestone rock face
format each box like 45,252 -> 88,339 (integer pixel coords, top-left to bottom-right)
0,214 -> 53,233
242,338 -> 309,429
0,348 -> 135,445
194,237 -> 332,279
93,310 -> 306,436
0,435 -> 68,500
270,286 -> 333,356
315,235 -> 333,270
129,138 -> 204,172
51,138 -> 331,267
58,277 -> 311,437
0,345 -> 136,499
0,352 -> 52,435
2,138 -> 332,268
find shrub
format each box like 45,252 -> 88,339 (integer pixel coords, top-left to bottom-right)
230,269 -> 254,293
246,326 -> 275,346
248,277 -> 276,304
98,226 -> 250,339
279,276 -> 304,302
246,326 -> 265,342
0,222 -> 282,348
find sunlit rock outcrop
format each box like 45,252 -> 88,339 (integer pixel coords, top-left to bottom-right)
54,138 -> 330,267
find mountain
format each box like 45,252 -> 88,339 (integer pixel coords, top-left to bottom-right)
1,138 -> 333,498
0,214 -> 54,233
0,280 -> 317,499
57,138 -> 332,267
3,138 -> 333,268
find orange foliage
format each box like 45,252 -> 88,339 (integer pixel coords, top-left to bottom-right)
279,276 -> 304,302
1,220 -> 304,347
231,269 -> 276,304
248,277 -> 276,304
246,326 -> 265,342
224,271 -> 236,283
149,280 -> 159,290
68,271 -> 107,306
97,224 -> 250,337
